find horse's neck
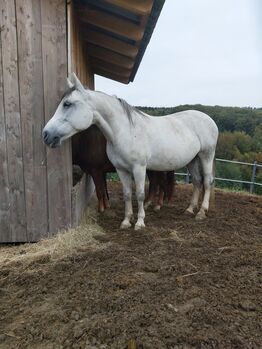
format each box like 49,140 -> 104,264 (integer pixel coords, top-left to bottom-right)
92,92 -> 130,143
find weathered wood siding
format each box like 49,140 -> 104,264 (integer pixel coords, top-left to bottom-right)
16,0 -> 48,241
0,4 -> 11,241
68,0 -> 94,88
68,1 -> 95,227
41,0 -> 72,235
0,0 -> 27,241
0,0 -> 72,242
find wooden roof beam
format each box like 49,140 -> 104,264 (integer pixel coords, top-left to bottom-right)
78,7 -> 144,41
94,68 -> 129,84
90,57 -> 132,78
87,44 -> 135,69
104,0 -> 153,16
83,28 -> 139,59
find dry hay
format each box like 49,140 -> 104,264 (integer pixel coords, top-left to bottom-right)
0,203 -> 109,267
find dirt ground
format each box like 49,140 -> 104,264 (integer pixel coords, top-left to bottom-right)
0,183 -> 261,349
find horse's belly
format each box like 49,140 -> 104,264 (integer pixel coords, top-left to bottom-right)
147,142 -> 200,171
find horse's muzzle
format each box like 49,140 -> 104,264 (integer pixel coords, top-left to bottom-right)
42,130 -> 61,148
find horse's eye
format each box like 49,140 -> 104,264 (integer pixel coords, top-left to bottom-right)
63,101 -> 71,108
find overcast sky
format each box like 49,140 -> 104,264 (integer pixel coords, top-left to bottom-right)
95,0 -> 262,108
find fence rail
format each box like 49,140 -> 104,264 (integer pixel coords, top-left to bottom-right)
175,158 -> 262,194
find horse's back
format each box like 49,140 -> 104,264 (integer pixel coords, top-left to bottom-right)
161,110 -> 218,148
181,110 -> 218,149
144,110 -> 218,171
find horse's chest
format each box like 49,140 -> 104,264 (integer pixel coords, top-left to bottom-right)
106,141 -> 144,171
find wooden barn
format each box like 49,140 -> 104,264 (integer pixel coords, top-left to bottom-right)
0,0 -> 165,242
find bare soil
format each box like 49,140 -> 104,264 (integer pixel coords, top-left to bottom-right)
0,183 -> 261,349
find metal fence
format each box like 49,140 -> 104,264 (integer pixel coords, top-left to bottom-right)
176,158 -> 262,194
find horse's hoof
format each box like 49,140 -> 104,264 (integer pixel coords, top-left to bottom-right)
120,221 -> 132,229
134,222 -> 145,231
144,202 -> 150,210
130,215 -> 135,223
153,205 -> 161,211
185,208 -> 194,215
167,203 -> 174,208
104,202 -> 111,209
195,211 -> 207,220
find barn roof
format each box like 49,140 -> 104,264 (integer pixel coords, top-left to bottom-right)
75,0 -> 165,84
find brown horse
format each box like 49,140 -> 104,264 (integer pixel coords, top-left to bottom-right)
72,125 -> 175,212
72,125 -> 114,212
145,170 -> 175,210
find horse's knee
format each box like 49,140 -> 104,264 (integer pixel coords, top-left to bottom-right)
203,173 -> 213,189
123,191 -> 132,202
136,191 -> 145,202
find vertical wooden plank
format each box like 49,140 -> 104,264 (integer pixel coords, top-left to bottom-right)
68,1 -> 95,227
0,16 -> 11,242
15,0 -> 48,241
68,1 -> 93,87
83,44 -> 95,88
0,0 -> 27,241
41,0 -> 72,234
67,0 -> 72,75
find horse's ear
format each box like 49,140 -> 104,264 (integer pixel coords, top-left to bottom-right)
67,77 -> 74,88
71,72 -> 86,93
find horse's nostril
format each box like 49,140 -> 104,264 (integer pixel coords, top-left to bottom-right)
43,130 -> 48,141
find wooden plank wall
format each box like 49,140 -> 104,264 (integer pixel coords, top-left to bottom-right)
0,5 -> 11,241
0,0 -> 72,242
0,0 -> 27,242
68,1 -> 95,226
68,1 -> 94,88
41,0 -> 72,235
15,0 -> 48,241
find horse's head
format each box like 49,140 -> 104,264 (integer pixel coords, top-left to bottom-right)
42,73 -> 94,148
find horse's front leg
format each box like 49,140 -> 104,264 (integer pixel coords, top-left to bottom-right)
116,168 -> 133,229
133,165 -> 147,230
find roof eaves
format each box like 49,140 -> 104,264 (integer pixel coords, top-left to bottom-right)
129,0 -> 165,83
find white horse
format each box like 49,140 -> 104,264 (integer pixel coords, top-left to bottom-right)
43,73 -> 218,230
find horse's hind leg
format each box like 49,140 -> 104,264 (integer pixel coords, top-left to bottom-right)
145,170 -> 157,209
153,172 -> 165,211
186,157 -> 203,215
103,172 -> 110,209
133,165 -> 147,230
166,171 -> 175,207
91,170 -> 106,213
117,168 -> 133,229
154,188 -> 164,211
196,152 -> 215,220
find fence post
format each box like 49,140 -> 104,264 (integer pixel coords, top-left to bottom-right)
185,169 -> 190,184
250,161 -> 257,194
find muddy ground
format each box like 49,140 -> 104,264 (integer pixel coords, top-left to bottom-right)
0,183 -> 261,349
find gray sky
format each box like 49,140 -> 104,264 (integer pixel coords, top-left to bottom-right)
95,0 -> 262,108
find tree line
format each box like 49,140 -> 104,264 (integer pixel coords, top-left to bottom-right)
138,105 -> 262,194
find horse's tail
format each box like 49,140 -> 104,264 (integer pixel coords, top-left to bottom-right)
209,159 -> 216,209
